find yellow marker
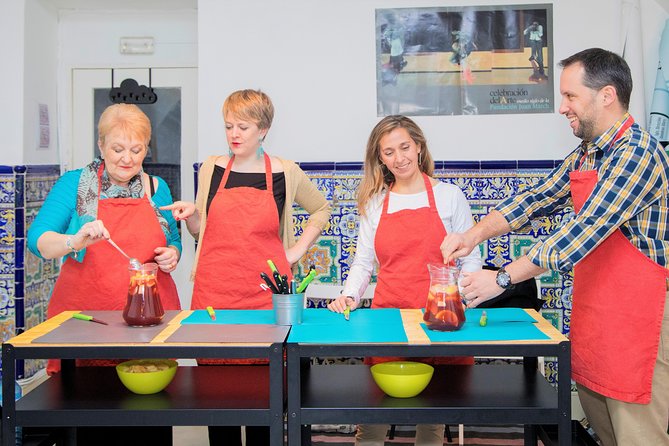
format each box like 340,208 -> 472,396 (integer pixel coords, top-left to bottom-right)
206,306 -> 216,321
343,306 -> 350,321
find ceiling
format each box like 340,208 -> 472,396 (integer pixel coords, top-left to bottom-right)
43,0 -> 196,10
39,0 -> 669,13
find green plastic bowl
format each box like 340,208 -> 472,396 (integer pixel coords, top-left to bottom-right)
116,359 -> 178,395
370,361 -> 434,398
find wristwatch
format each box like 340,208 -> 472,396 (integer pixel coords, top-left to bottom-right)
495,267 -> 515,290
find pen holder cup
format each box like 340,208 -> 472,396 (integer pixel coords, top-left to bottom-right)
272,293 -> 305,325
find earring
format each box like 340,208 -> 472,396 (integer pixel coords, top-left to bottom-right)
418,151 -> 422,165
257,137 -> 265,159
228,148 -> 234,157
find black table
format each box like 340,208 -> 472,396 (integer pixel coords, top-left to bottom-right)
1,310 -> 289,446
286,308 -> 571,446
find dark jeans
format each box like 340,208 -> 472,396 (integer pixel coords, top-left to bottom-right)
529,40 -> 544,74
76,426 -> 172,445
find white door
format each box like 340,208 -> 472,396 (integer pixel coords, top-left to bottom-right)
72,68 -> 197,309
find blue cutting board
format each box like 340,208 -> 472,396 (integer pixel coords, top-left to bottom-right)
182,308 -> 409,344
420,308 -> 549,342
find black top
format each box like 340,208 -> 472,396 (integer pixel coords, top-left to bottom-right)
206,165 -> 286,220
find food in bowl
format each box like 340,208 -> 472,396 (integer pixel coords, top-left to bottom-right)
116,359 -> 177,395
370,361 -> 434,398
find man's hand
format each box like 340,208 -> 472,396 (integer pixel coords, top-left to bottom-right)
459,269 -> 504,308
440,232 -> 477,264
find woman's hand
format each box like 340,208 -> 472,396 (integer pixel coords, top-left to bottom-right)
327,295 -> 358,313
154,246 -> 180,273
285,245 -> 305,265
160,201 -> 196,221
72,220 -> 110,251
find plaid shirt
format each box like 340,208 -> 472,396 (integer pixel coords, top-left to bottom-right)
497,113 -> 669,272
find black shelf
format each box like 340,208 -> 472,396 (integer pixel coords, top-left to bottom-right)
2,324 -> 289,446
299,364 -> 559,425
15,366 -> 277,427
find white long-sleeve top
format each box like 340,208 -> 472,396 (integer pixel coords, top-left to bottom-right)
342,182 -> 483,303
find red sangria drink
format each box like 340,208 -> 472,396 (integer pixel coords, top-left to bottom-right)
424,264 -> 466,331
123,263 -> 164,327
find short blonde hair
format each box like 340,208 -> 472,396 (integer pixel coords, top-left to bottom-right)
222,89 -> 274,130
98,103 -> 151,146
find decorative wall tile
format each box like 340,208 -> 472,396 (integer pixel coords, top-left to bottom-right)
0,176 -> 15,205
0,164 -> 61,381
0,209 -> 15,247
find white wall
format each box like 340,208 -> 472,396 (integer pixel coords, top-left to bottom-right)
23,0 -> 60,165
198,0 -> 668,163
57,9 -> 198,169
641,0 -> 669,111
4,0 -> 669,166
0,1 -> 25,164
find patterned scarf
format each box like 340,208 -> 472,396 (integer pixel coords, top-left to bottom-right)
76,157 -> 170,240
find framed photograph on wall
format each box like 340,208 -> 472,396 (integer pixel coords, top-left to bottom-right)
376,4 -> 553,116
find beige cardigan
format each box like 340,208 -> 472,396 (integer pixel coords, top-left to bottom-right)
189,155 -> 331,280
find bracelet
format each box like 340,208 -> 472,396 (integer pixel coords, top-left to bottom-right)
65,237 -> 79,254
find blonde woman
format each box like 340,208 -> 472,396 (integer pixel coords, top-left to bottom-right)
163,89 -> 330,445
328,115 -> 481,446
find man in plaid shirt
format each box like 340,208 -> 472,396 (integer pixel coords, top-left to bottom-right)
441,48 -> 669,446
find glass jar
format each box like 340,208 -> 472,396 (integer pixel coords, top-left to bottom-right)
123,262 -> 164,327
423,263 -> 466,331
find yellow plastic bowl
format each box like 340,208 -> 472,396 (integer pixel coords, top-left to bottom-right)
116,359 -> 178,395
370,361 -> 434,398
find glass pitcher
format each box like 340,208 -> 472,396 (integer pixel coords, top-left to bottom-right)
423,263 -> 466,331
123,262 -> 164,327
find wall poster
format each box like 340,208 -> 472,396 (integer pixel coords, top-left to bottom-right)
376,4 -> 553,116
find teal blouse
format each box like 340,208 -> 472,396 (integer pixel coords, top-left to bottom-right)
27,169 -> 182,261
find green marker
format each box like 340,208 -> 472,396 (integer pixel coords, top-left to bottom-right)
267,259 -> 278,273
72,313 -> 109,325
296,269 -> 317,293
479,310 -> 488,327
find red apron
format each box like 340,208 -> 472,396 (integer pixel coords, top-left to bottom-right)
373,173 -> 472,365
47,166 -> 180,373
192,154 -> 290,365
570,118 -> 668,403
191,153 -> 291,310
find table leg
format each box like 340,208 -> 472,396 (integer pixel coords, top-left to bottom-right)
523,424 -> 537,445
557,342 -> 572,446
269,343 -> 284,446
1,344 -> 16,446
286,345 -> 303,446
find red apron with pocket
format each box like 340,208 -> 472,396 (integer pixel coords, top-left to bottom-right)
47,167 -> 180,374
372,173 -> 472,365
191,153 -> 291,364
569,118 -> 668,403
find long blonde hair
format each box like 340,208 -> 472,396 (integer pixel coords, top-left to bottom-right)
357,115 -> 434,216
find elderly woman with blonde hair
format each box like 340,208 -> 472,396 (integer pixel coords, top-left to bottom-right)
27,103 -> 181,444
28,104 -> 182,337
